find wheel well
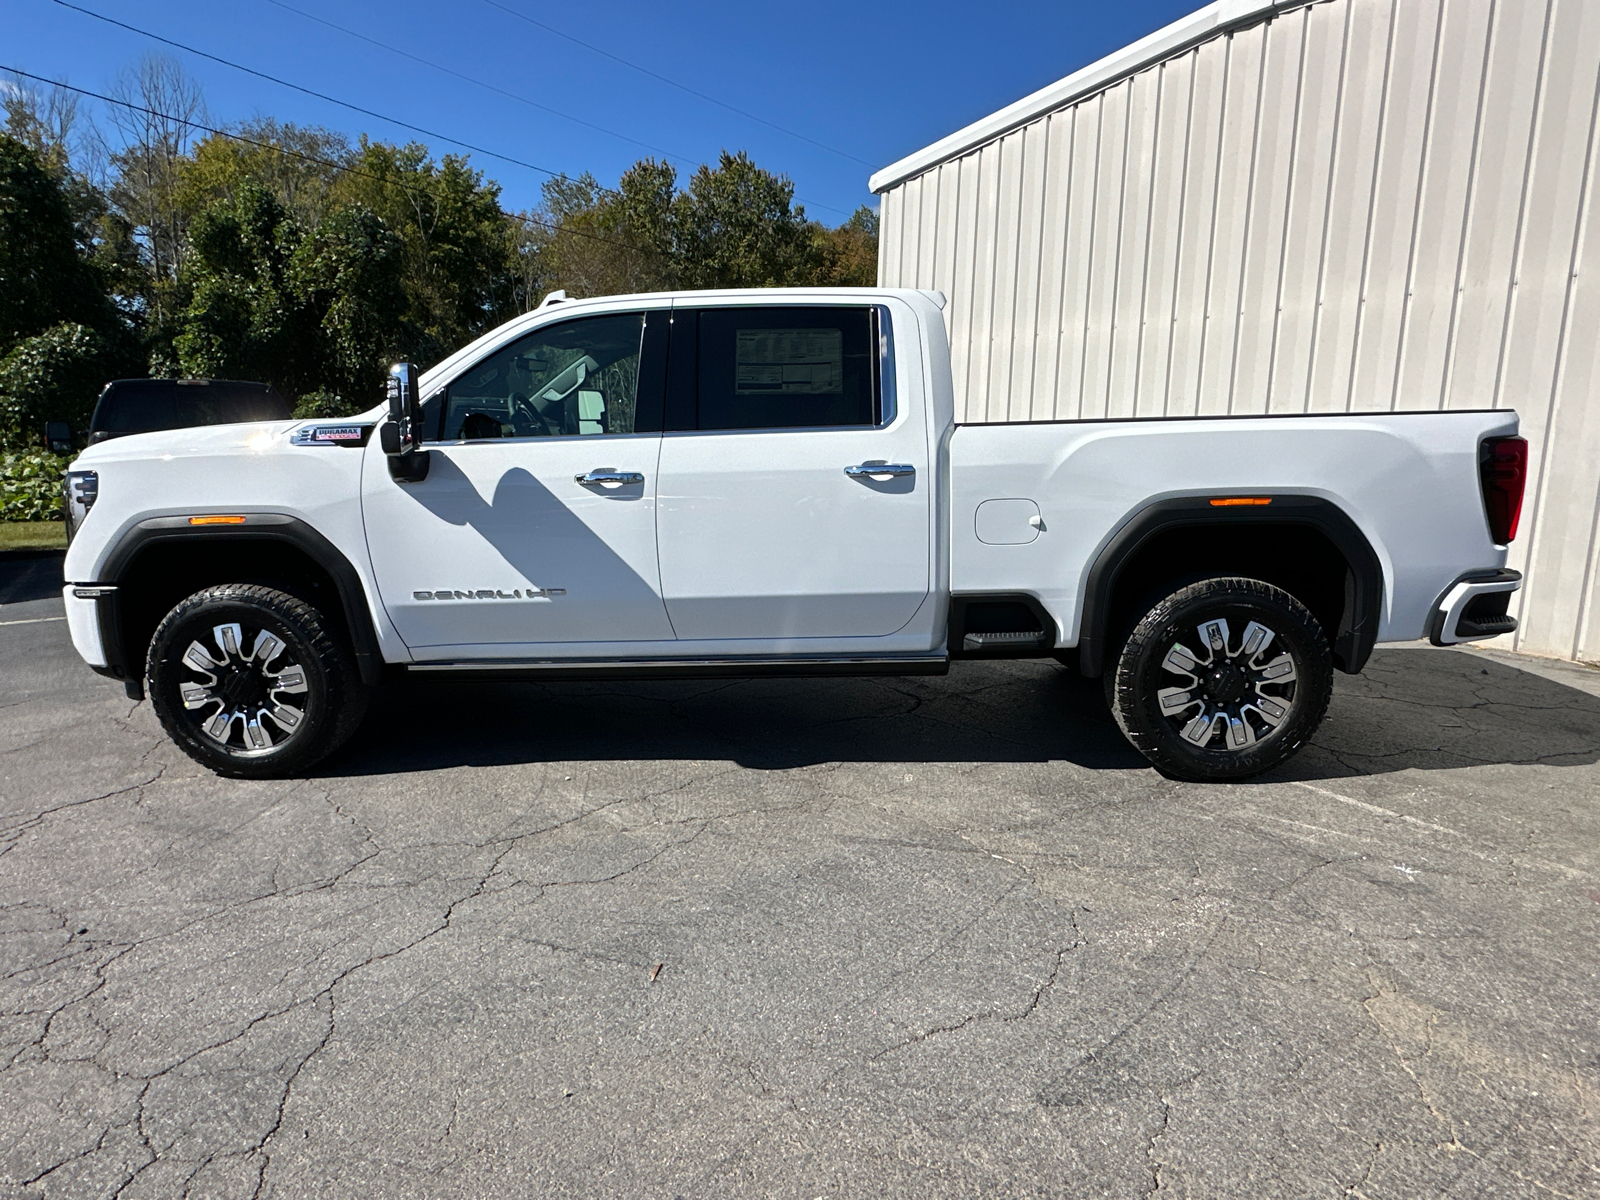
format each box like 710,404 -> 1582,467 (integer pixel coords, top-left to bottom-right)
116,537 -> 353,680
1094,519 -> 1372,675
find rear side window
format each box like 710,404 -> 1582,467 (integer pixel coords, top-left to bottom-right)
694,307 -> 877,431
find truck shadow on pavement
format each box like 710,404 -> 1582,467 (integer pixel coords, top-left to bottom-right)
323,647 -> 1600,780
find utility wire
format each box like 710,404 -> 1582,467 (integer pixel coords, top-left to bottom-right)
48,0 -> 852,218
258,0 -> 697,169
259,0 -> 850,217
0,66 -> 653,256
478,0 -> 876,169
50,0 -> 574,183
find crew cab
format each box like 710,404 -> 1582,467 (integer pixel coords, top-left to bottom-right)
58,288 -> 1527,781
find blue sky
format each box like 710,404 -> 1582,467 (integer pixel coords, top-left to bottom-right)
7,0 -> 1200,223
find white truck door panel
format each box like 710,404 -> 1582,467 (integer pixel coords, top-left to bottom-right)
655,304 -> 930,641
362,438 -> 672,649
361,307 -> 676,653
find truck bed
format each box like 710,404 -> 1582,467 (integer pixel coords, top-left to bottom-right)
949,409 -> 1517,651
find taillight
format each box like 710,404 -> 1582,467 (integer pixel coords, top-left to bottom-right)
1479,436 -> 1527,544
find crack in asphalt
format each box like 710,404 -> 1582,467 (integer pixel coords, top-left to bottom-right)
867,911 -> 1082,1062
6,649 -> 1600,1193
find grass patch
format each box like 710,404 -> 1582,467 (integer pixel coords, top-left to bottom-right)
0,520 -> 67,551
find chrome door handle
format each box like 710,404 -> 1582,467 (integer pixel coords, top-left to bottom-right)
844,462 -> 916,479
575,468 -> 645,487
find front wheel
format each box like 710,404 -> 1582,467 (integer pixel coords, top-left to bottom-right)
1108,577 -> 1332,781
146,584 -> 368,778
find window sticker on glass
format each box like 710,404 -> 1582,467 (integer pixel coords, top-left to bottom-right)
735,329 -> 843,395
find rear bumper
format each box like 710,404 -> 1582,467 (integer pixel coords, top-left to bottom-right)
1428,568 -> 1522,645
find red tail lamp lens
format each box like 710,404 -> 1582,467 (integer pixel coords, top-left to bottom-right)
1480,436 -> 1527,544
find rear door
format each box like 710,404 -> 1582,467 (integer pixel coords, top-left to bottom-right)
654,303 -> 931,641
362,306 -> 676,655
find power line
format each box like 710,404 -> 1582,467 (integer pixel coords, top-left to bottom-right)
0,66 -> 653,257
259,0 -> 852,218
258,0 -> 697,170
48,0 -> 854,219
50,0 -> 574,184
478,0 -> 876,170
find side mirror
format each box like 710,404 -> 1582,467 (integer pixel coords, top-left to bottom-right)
381,362 -> 429,482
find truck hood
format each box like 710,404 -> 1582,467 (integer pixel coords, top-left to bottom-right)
71,419 -> 318,467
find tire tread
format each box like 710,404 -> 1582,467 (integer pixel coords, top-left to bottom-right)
146,584 -> 367,778
1109,576 -> 1332,782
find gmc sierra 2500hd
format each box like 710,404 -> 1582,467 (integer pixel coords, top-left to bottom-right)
59,288 -> 1527,782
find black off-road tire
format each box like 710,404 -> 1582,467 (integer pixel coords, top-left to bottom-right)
1108,577 -> 1332,782
146,584 -> 368,778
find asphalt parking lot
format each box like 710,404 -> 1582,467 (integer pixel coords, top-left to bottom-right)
1,554 -> 1597,1199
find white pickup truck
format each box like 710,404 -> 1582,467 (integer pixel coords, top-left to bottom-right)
59,288 -> 1527,782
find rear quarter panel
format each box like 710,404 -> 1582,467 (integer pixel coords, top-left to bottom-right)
948,411 -> 1519,646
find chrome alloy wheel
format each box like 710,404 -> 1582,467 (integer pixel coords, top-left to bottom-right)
1155,617 -> 1297,752
178,622 -> 310,754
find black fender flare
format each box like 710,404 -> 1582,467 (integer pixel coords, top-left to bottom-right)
1074,494 -> 1384,678
93,514 -> 385,689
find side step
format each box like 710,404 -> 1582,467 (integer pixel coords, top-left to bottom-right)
406,655 -> 950,682
962,630 -> 1051,653
1455,615 -> 1517,639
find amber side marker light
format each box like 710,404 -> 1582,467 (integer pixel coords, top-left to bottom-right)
188,515 -> 247,526
1209,497 -> 1272,507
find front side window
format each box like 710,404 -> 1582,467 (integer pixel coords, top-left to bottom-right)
441,312 -> 644,440
696,307 -> 877,431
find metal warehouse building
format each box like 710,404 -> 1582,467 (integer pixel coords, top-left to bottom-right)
872,0 -> 1600,664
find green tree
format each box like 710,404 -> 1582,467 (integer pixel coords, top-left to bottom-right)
334,140 -> 520,365
811,205 -> 878,288
531,153 -> 879,300
292,203 -> 403,404
0,135 -> 112,350
104,54 -> 207,341
0,134 -> 139,446
536,167 -> 675,299
179,120 -> 349,229
174,183 -> 311,392
674,151 -> 814,289
0,322 -> 117,444
174,182 -> 404,408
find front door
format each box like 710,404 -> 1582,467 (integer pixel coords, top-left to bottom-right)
654,304 -> 931,642
363,308 -> 675,656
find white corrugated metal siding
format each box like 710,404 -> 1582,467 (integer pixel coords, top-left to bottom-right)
877,0 -> 1600,663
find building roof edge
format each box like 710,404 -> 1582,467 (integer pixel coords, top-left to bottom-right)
868,0 -> 1288,194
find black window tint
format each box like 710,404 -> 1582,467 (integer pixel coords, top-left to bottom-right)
696,307 -> 876,431
93,381 -> 175,433
171,383 -> 289,426
441,312 -> 644,441
90,381 -> 289,435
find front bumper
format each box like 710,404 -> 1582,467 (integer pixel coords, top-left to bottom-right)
62,585 -> 109,667
1428,568 -> 1522,646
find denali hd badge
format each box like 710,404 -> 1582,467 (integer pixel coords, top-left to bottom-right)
412,588 -> 566,600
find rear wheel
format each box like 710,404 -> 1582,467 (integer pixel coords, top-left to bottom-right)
146,584 -> 367,778
1108,577 -> 1332,781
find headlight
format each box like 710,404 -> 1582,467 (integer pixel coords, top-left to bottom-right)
64,470 -> 98,542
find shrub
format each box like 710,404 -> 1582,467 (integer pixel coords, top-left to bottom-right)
0,322 -> 109,446
0,449 -> 69,521
292,390 -> 360,419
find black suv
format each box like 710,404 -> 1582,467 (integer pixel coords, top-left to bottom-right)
88,378 -> 291,444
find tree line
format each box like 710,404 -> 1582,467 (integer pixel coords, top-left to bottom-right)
0,56 -> 878,447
